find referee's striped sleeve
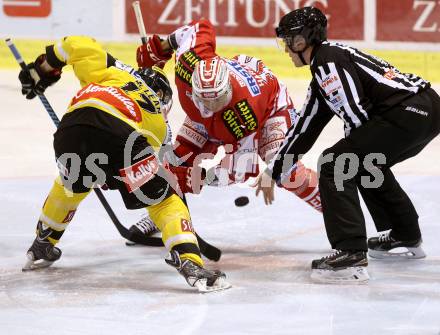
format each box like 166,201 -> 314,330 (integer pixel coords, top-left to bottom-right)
267,83 -> 334,182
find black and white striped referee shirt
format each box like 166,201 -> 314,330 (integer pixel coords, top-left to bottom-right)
269,41 -> 430,182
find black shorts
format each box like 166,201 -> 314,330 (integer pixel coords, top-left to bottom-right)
53,115 -> 174,209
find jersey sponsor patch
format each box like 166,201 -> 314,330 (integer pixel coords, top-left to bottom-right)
405,106 -> 428,117
187,119 -> 208,137
179,123 -> 208,148
320,74 -> 342,96
180,218 -> 194,233
62,210 -> 76,223
223,109 -> 245,139
227,60 -> 261,97
119,156 -> 159,193
71,83 -> 142,122
175,49 -> 201,87
221,100 -> 259,140
384,68 -> 397,80
329,95 -> 344,109
180,50 -> 201,70
175,61 -> 193,86
236,100 -> 258,132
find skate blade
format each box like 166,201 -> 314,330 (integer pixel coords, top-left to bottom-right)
368,246 -> 426,260
311,266 -> 369,284
22,252 -> 55,271
195,277 -> 232,293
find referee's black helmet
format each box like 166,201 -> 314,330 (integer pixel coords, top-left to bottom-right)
276,7 -> 327,48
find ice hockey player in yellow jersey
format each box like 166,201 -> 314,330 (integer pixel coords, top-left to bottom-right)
18,36 -> 230,292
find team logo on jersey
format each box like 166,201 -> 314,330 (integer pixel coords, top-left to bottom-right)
119,156 -> 159,193
227,60 -> 261,97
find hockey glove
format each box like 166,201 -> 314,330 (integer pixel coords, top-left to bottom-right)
136,35 -> 173,69
18,54 -> 62,99
167,165 -> 206,194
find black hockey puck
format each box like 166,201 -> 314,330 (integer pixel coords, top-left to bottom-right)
234,196 -> 249,207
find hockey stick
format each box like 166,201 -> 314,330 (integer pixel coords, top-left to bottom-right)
132,0 -> 148,45
131,1 -> 222,261
4,38 -> 175,249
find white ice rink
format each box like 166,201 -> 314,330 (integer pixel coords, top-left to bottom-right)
1,69 -> 440,335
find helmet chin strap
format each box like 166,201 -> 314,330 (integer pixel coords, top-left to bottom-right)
288,44 -> 308,66
297,51 -> 307,66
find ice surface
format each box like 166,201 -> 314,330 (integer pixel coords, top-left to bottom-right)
1,70 -> 439,335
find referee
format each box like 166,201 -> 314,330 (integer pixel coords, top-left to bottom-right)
255,7 -> 440,283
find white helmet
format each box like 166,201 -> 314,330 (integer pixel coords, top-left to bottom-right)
192,57 -> 232,116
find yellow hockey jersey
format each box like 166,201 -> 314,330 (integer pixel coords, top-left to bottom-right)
45,36 -> 169,149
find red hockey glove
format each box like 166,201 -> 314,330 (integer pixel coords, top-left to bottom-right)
167,165 -> 206,194
136,35 -> 173,69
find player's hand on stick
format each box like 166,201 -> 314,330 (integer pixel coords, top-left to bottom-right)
18,54 -> 61,99
253,171 -> 275,205
136,35 -> 173,69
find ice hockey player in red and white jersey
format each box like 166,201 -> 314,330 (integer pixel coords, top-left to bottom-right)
131,19 -> 321,239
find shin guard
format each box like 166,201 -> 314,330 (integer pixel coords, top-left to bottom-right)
148,194 -> 203,266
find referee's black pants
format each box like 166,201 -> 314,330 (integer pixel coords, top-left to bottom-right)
319,88 -> 440,251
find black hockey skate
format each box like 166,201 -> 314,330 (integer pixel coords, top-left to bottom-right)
311,250 -> 369,284
165,250 -> 231,293
126,214 -> 161,246
22,221 -> 62,271
368,231 -> 426,259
